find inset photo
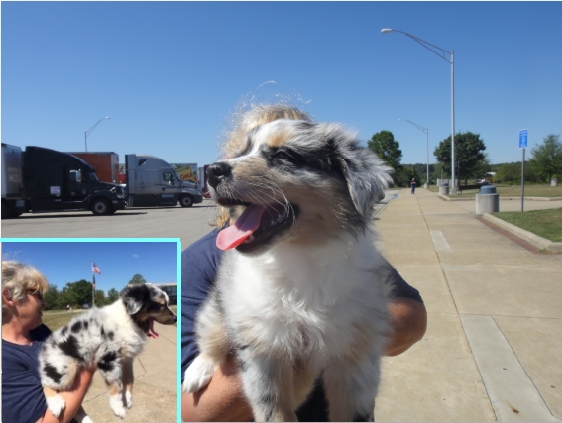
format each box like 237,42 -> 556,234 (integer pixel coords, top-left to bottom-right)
1,239 -> 179,423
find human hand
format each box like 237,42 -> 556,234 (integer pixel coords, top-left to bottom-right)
182,354 -> 253,422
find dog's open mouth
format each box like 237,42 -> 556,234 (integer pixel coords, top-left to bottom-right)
143,318 -> 159,339
217,202 -> 298,252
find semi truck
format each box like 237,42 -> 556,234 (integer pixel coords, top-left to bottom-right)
67,152 -> 120,184
125,154 -> 203,207
1,144 -> 126,219
73,152 -> 204,208
197,164 -> 211,198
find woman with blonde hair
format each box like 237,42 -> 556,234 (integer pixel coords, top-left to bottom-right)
2,260 -> 94,423
181,103 -> 426,421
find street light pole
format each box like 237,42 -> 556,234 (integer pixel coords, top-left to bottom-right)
398,119 -> 429,188
84,116 -> 110,152
382,28 -> 456,194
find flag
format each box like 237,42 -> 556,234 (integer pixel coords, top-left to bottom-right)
92,262 -> 102,275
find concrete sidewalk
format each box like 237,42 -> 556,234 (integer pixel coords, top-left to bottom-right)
374,188 -> 562,422
81,322 -> 177,422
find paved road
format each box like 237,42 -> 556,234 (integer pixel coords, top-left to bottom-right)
0,201 -> 219,247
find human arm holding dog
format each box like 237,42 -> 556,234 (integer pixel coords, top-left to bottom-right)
182,300 -> 426,422
180,230 -> 427,422
1,261 -> 94,423
39,368 -> 94,423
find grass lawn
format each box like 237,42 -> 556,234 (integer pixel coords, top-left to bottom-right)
43,305 -> 178,331
43,310 -> 81,331
427,183 -> 562,199
492,208 -> 562,243
423,183 -> 562,242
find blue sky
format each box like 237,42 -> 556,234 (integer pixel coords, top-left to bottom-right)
1,240 -> 179,293
2,2 -> 561,169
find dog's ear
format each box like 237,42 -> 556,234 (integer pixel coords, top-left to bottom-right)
322,123 -> 394,217
121,284 -> 148,315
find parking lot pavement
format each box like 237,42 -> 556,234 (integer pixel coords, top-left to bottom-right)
0,201 -> 219,247
81,322 -> 177,422
374,188 -> 562,422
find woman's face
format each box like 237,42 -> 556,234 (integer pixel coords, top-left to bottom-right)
17,289 -> 45,329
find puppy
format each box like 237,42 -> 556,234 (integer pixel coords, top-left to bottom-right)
39,283 -> 177,421
183,119 -> 395,421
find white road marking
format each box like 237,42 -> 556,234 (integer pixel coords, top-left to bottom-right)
460,314 -> 560,422
430,230 -> 452,252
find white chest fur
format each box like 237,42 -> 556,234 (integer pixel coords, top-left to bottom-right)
218,231 -> 390,363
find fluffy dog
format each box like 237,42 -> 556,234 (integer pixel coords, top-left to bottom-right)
183,119 -> 395,421
39,283 -> 177,421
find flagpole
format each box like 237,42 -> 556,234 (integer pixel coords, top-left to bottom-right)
92,273 -> 95,307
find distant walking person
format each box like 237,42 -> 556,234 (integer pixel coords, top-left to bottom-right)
410,178 -> 417,194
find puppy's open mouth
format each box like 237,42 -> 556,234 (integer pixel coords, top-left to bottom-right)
142,318 -> 159,339
216,201 -> 298,252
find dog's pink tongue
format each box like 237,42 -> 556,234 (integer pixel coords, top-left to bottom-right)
148,319 -> 159,339
217,205 -> 266,250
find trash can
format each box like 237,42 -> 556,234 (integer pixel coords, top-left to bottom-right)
476,185 -> 499,215
439,183 -> 449,195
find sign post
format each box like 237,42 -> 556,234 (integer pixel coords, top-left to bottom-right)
519,129 -> 528,212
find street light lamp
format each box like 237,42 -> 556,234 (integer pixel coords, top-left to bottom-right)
382,28 -> 456,194
398,119 -> 429,188
84,116 -> 110,152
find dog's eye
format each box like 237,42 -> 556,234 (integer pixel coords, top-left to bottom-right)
272,151 -> 291,161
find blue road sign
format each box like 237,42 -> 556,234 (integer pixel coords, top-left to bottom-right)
519,129 -> 528,149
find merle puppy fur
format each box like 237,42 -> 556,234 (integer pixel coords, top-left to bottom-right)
183,119 -> 395,422
40,283 -> 176,421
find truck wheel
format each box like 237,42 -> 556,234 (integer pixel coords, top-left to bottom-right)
1,200 -> 21,219
91,198 -> 112,215
1,200 -> 11,219
179,195 -> 194,208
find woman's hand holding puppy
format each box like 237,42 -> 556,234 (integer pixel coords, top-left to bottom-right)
182,298 -> 427,422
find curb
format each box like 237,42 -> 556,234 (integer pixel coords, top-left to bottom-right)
482,213 -> 562,253
439,194 -> 562,202
497,196 -> 562,201
375,191 -> 400,217
438,194 -> 473,201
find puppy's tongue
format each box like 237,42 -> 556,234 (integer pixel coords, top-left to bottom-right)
147,319 -> 159,339
217,205 -> 266,250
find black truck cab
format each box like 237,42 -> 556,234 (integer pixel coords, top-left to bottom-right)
22,147 -> 126,215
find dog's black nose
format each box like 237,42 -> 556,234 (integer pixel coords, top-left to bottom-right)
206,162 -> 231,188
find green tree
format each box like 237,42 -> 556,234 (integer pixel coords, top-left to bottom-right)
530,134 -> 562,182
495,162 -> 520,184
368,130 -> 402,184
128,274 -> 147,286
105,288 -> 120,305
471,157 -> 492,181
399,166 -> 421,188
94,290 -> 106,307
431,162 -> 445,183
59,280 -> 93,307
43,285 -> 61,311
434,132 -> 487,186
526,160 -> 543,183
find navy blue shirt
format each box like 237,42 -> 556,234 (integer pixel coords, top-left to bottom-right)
2,324 -> 52,423
181,228 -> 422,421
